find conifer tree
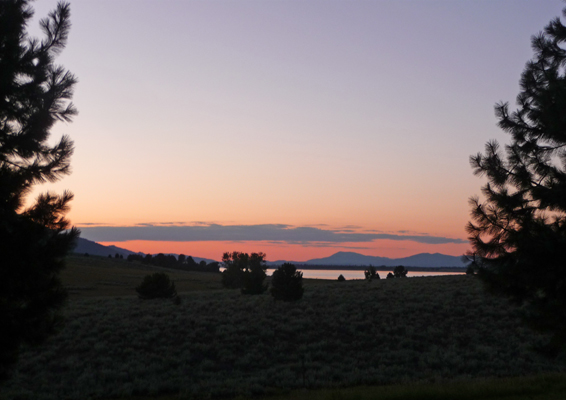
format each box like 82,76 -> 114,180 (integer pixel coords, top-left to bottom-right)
0,0 -> 78,378
467,7 -> 566,349
271,262 -> 303,301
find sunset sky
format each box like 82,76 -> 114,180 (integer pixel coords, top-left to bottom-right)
29,0 -> 562,261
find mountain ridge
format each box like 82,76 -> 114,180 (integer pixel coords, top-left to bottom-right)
267,251 -> 466,267
74,238 -> 465,268
72,237 -> 216,264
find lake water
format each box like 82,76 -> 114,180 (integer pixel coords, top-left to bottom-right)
266,269 -> 464,280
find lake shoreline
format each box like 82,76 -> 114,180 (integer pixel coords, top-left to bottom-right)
271,264 -> 467,273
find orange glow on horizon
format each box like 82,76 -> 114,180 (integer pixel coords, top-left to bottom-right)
98,239 -> 471,262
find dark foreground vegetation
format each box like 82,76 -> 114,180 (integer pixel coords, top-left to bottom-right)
136,273 -> 178,300
2,261 -> 565,399
249,373 -> 566,400
61,255 -> 226,297
127,253 -> 220,273
0,0 -> 79,379
466,4 -> 566,348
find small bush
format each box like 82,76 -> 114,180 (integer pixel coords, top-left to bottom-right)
337,274 -> 346,281
242,270 -> 268,294
393,265 -> 408,278
364,266 -> 380,281
241,256 -> 268,295
135,273 -> 177,299
271,263 -> 304,301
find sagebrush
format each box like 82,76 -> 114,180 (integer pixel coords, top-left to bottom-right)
3,276 -> 565,400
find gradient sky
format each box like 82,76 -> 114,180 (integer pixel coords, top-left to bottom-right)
28,0 -> 563,261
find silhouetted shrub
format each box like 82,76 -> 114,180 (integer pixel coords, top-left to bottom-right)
337,274 -> 346,281
186,256 -> 197,267
386,272 -> 394,279
127,254 -> 144,263
135,273 -> 177,300
271,263 -> 303,301
242,270 -> 268,294
204,262 -> 220,273
221,252 -> 247,289
153,253 -> 178,268
393,266 -> 408,278
221,252 -> 268,294
241,253 -> 268,295
463,254 -> 479,276
364,266 -> 380,281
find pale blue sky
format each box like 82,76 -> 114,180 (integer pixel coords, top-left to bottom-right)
27,0 -> 565,259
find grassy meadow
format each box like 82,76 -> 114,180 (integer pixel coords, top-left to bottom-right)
61,255 -> 330,298
2,256 -> 566,399
61,255 -> 225,296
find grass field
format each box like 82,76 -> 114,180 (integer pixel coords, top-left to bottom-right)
62,255 -> 225,296
96,373 -> 566,400
2,256 -> 566,400
259,373 -> 566,400
62,255 -> 329,298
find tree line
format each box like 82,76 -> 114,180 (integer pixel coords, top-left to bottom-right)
364,265 -> 408,280
135,251 -> 304,302
221,252 -> 304,301
126,253 -> 220,273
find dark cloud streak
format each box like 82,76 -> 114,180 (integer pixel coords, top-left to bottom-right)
79,224 -> 467,245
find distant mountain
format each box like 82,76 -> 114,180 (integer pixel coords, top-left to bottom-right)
73,239 -> 464,268
71,237 -> 217,264
72,237 -> 138,258
268,251 -> 466,268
